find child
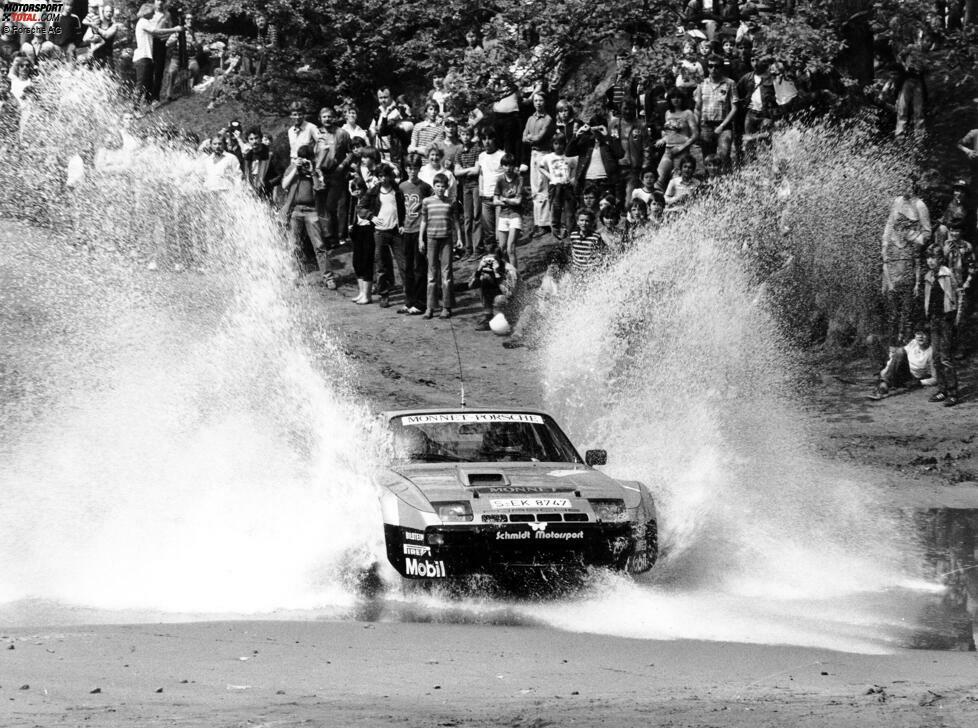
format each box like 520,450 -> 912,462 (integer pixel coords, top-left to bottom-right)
454,124 -> 484,257
623,198 -> 650,247
477,131 -> 504,249
540,133 -> 577,239
630,168 -> 657,208
580,185 -> 600,220
420,173 -> 457,318
599,206 -> 626,253
494,153 -> 524,269
349,176 -> 375,304
922,246 -> 959,407
567,210 -> 606,275
419,146 -> 457,203
397,153 -> 432,314
664,157 -> 701,212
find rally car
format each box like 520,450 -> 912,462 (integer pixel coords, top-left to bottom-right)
378,408 -> 658,582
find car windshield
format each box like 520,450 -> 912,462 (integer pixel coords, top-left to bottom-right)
389,412 -> 584,464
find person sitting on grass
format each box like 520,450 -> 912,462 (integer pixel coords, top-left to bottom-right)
420,172 -> 457,319
873,328 -> 936,398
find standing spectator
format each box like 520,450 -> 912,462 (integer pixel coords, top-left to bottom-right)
943,227 -> 975,337
609,97 -> 650,207
489,74 -> 522,159
654,88 -> 698,192
280,144 -> 338,289
494,153 -> 525,269
132,4 -> 180,106
554,99 -> 581,139
454,124 -> 483,258
315,105 -> 352,248
567,115 -> 624,202
243,126 -> 275,198
349,176 -> 375,304
150,0 -> 172,103
630,168 -> 659,209
396,154 -> 431,315
419,146 -> 457,202
201,135 -> 241,192
253,13 -> 278,75
369,86 -> 404,169
359,163 -> 405,308
287,100 -> 318,157
895,33 -> 928,138
523,90 -> 555,238
694,54 -> 738,169
605,50 -> 634,118
882,176 -> 931,346
539,133 -> 577,240
81,5 -> 120,70
437,117 -> 463,171
342,105 -> 369,144
921,246 -> 959,406
736,57 -> 776,158
409,100 -> 446,156
477,131 -> 505,252
420,173 -> 457,319
50,1 -> 82,61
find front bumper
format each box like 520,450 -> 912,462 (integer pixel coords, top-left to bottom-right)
385,522 -> 635,579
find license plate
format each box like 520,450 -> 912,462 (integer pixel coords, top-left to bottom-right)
489,498 -> 571,509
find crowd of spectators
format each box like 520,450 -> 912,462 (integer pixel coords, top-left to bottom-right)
0,2 -> 975,385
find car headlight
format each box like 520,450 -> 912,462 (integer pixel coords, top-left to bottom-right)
589,499 -> 628,522
433,501 -> 474,522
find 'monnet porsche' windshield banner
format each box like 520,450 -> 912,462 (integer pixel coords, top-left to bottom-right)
401,413 -> 545,425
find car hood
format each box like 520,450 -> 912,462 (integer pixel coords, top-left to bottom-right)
386,463 -> 624,502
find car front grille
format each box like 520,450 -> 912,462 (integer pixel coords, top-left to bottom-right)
482,512 -> 589,523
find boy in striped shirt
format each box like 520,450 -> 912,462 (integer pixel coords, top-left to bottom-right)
567,210 -> 606,275
420,173 -> 457,318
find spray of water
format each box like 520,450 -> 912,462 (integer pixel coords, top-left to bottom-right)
0,67 -> 385,617
524,122 -> 937,650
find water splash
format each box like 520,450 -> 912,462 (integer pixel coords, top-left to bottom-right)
0,66 -> 384,616
531,121 -> 933,650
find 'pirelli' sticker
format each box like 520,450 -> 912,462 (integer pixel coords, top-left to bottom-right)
490,498 -> 572,509
401,413 -> 544,425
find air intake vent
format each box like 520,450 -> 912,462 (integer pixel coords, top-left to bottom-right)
537,513 -> 562,522
564,513 -> 589,522
509,513 -> 535,522
466,472 -> 506,485
482,514 -> 508,523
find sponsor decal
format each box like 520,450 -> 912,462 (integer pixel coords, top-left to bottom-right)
477,486 -> 570,494
404,531 -> 425,542
495,530 -> 585,541
404,557 -> 446,578
490,498 -> 571,509
401,413 -> 544,425
403,544 -> 431,557
529,522 -> 547,532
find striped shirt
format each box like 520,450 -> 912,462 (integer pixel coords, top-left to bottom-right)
456,142 -> 483,189
411,121 -> 447,155
421,195 -> 454,239
568,231 -> 605,273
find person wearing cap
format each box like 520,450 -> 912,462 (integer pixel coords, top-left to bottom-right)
694,53 -> 738,168
287,100 -> 319,158
522,90 -> 555,238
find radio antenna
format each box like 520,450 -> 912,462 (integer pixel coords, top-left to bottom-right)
448,316 -> 466,408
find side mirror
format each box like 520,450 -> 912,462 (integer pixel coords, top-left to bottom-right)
585,449 -> 607,466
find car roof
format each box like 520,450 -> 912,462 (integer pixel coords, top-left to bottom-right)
380,407 -> 557,421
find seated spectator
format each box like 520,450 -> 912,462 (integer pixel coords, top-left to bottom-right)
872,329 -> 936,398
471,247 -> 519,331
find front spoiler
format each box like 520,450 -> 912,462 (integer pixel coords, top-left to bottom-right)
384,522 -> 635,579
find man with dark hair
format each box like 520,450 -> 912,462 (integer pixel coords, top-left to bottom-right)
243,126 -> 275,199
396,154 -> 431,314
695,53 -> 738,168
358,163 -> 405,307
315,105 -> 353,247
566,114 -> 624,201
369,86 -> 404,169
736,57 -> 776,157
280,144 -> 337,289
287,100 -> 319,157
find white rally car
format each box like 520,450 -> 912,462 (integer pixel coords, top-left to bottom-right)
378,408 -> 658,582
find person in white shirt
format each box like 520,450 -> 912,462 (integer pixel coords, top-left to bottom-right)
286,100 -> 319,157
202,135 -> 241,193
477,131 -> 504,250
132,3 -> 181,105
873,329 -> 937,398
342,106 -> 368,144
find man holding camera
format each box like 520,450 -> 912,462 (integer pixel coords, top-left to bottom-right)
566,115 -> 624,201
280,144 -> 337,289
